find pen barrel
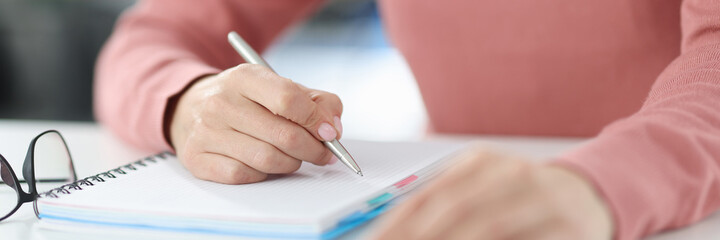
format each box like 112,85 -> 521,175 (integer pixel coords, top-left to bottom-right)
228,31 -> 275,72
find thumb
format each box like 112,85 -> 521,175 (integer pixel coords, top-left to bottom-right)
227,64 -> 340,142
305,88 -> 344,139
269,83 -> 340,142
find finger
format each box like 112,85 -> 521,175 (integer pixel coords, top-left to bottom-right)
455,198 -> 552,240
438,164 -> 547,240
403,147 -> 509,217
373,206 -> 420,240
304,88 -> 344,138
410,187 -> 475,240
412,159 -> 529,239
227,64 -> 338,141
297,84 -> 343,115
182,152 -> 267,184
202,130 -> 302,174
215,96 -> 332,166
372,193 -> 427,238
372,182 -> 443,240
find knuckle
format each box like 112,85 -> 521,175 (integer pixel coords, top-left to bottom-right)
216,67 -> 237,81
249,146 -> 300,174
224,165 -> 250,184
184,152 -> 265,184
249,63 -> 270,73
184,154 -> 214,181
233,63 -> 262,75
274,82 -> 299,115
188,117 -> 216,139
274,126 -> 303,151
284,160 -> 302,173
197,98 -> 237,129
230,63 -> 269,85
301,106 -> 321,127
328,93 -> 344,112
195,119 -> 217,136
200,96 -> 226,116
178,133 -> 211,164
223,164 -> 266,184
180,150 -> 202,169
251,146 -> 278,171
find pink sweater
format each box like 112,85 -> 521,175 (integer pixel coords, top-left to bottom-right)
95,1 -> 720,239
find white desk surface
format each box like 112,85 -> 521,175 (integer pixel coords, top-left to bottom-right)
0,120 -> 718,240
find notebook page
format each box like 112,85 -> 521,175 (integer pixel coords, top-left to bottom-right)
38,140 -> 466,228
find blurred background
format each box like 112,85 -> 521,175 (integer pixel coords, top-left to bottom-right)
0,0 -> 427,141
0,0 -> 134,121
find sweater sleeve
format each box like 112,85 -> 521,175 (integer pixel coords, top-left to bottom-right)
555,1 -> 720,239
94,0 -> 324,152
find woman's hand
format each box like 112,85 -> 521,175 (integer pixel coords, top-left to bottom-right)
373,146 -> 613,240
169,64 -> 343,184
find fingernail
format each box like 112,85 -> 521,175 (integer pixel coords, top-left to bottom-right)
334,116 -> 343,136
318,122 -> 337,141
328,156 -> 339,165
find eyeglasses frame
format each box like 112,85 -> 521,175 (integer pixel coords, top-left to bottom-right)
0,130 -> 77,222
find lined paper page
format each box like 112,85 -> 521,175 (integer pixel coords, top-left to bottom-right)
38,140 -> 466,229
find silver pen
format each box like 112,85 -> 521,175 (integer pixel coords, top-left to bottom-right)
227,31 -> 363,176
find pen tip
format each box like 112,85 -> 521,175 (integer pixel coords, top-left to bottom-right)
358,171 -> 364,177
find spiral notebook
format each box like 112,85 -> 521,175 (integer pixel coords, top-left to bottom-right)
35,140 -> 466,239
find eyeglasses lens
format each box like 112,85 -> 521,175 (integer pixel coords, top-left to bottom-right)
33,131 -> 74,194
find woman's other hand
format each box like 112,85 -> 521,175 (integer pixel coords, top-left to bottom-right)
374,146 -> 613,240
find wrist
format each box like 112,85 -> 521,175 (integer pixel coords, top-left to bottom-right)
163,74 -> 217,150
546,165 -> 614,240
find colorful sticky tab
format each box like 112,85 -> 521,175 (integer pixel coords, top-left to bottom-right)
393,175 -> 418,188
367,193 -> 393,207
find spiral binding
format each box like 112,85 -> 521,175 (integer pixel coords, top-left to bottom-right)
38,152 -> 172,199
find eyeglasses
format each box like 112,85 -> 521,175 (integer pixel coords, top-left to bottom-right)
0,130 -> 77,222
